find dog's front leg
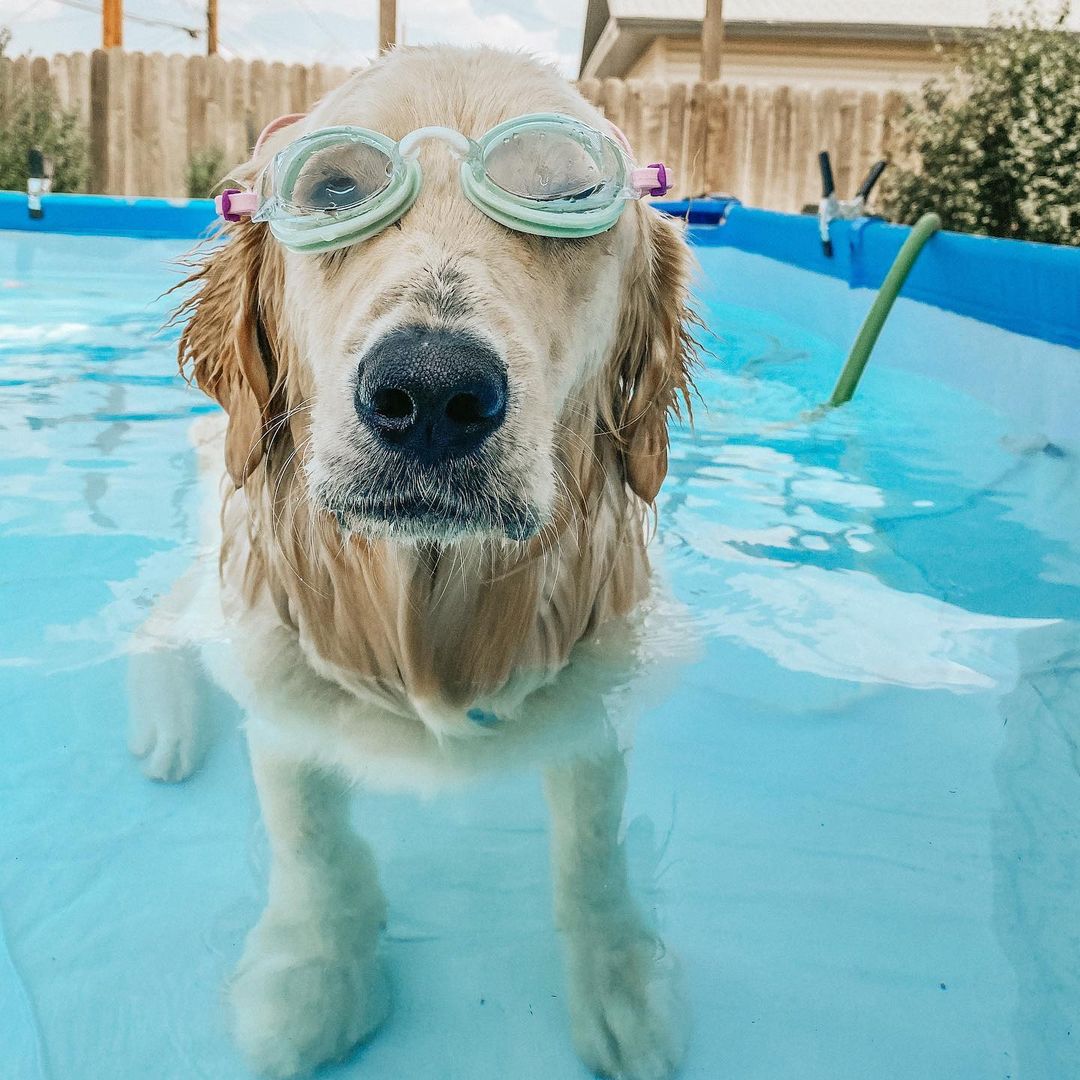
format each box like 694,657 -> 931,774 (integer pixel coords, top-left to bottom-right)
545,748 -> 686,1080
230,737 -> 389,1079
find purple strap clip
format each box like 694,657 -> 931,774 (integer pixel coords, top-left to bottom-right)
216,188 -> 258,223
630,162 -> 672,198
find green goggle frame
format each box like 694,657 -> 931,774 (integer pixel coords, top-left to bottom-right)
216,113 -> 671,254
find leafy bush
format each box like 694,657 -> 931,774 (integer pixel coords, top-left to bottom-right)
0,28 -> 88,193
186,146 -> 227,199
883,4 -> 1079,246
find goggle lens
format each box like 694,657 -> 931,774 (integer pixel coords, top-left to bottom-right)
482,126 -> 621,207
284,139 -> 395,215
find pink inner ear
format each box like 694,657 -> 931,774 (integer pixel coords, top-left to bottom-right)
606,121 -> 634,155
253,112 -> 307,155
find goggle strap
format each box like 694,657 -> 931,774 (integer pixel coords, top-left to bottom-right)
213,112 -> 672,228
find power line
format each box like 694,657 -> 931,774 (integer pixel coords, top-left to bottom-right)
52,0 -> 202,39
7,0 -> 49,22
293,0 -> 348,56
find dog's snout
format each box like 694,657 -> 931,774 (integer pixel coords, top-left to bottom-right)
356,327 -> 507,463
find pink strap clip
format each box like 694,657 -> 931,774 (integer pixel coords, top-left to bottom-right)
215,188 -> 259,222
631,163 -> 671,198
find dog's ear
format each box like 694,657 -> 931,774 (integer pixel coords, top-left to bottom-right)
603,210 -> 697,504
176,222 -> 283,487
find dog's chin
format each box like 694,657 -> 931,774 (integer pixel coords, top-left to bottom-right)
325,495 -> 545,545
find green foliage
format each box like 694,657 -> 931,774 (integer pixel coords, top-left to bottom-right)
883,4 -> 1080,246
0,28 -> 89,193
186,146 -> 227,199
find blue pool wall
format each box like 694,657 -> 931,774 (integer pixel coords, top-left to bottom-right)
1,190 -> 1077,351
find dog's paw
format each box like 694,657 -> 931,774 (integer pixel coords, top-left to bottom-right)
564,931 -> 687,1080
127,646 -> 206,782
230,915 -> 390,1079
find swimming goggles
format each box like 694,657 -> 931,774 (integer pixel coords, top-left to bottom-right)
215,112 -> 671,254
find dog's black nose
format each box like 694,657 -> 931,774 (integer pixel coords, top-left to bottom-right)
356,327 -> 507,464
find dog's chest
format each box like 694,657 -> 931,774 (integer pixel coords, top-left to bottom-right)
291,562 -> 579,734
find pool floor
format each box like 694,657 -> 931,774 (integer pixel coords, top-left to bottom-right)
2,232 -> 1079,1079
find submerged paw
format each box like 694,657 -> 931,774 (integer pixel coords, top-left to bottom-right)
566,934 -> 687,1080
229,919 -> 390,1079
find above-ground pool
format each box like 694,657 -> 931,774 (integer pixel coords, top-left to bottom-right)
2,198 -> 1079,1080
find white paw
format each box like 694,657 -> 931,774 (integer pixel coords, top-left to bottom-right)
565,931 -> 687,1080
230,915 -> 390,1079
127,646 -> 205,782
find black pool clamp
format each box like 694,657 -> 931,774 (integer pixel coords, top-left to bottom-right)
817,152 -> 887,257
28,148 -> 53,220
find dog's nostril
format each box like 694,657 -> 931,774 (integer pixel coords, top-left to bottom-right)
373,387 -> 415,422
445,390 -> 499,425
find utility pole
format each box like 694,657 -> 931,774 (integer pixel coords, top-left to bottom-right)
701,0 -> 724,82
378,0 -> 397,54
207,0 -> 218,55
103,0 -> 123,49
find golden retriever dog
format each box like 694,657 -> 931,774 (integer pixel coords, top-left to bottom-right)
128,45 -> 695,1080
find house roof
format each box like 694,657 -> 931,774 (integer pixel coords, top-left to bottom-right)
581,0 -> 1080,77
601,0 -> 1077,23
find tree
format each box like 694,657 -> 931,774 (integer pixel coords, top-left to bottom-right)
0,28 -> 89,194
883,4 -> 1079,246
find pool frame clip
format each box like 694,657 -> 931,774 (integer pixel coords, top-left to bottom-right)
817,151 -> 887,258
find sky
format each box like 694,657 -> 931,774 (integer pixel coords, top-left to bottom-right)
0,0 -> 587,75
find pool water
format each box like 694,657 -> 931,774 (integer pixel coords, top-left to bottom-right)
2,231 -> 1079,1080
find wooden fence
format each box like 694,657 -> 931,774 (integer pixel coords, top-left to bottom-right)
578,78 -> 907,213
1,49 -> 909,211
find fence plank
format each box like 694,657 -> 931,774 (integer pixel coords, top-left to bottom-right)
791,87 -> 817,211
600,77 -> 625,133
666,81 -> 688,195
622,79 -> 645,156
881,90 -> 910,170
684,80 -> 707,196
204,55 -> 227,162
107,49 -> 129,193
703,82 -> 728,194
30,55 -> 51,99
639,80 -> 668,166
857,90 -> 883,195
186,54 -> 207,169
269,61 -> 289,124
288,63 -> 308,115
834,89 -> 859,199
248,58 -> 268,144
577,77 -> 601,109
769,85 -> 793,211
156,53 -> 183,196
128,52 -> 149,194
235,56 -> 255,163
727,83 -> 750,196
814,86 -> 841,206
70,53 -> 91,126
89,50 -> 108,193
